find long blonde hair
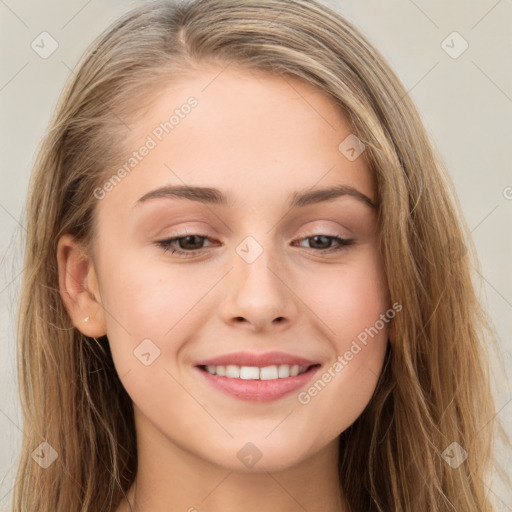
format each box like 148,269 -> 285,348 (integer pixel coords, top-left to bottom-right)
13,0 -> 510,510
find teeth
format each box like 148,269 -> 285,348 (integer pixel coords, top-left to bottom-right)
260,365 -> 278,380
225,365 -> 240,378
239,366 -> 259,380
203,364 -> 309,380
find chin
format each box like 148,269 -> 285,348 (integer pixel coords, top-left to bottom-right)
204,437 -> 316,473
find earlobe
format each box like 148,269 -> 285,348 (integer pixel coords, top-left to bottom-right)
56,233 -> 107,337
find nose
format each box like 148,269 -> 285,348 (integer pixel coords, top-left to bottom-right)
219,240 -> 299,332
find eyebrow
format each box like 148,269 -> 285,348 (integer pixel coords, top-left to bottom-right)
134,183 -> 377,209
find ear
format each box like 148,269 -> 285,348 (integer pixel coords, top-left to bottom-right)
56,233 -> 107,337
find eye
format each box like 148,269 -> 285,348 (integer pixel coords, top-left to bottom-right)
293,234 -> 355,254
155,232 -> 354,258
156,233 -> 214,257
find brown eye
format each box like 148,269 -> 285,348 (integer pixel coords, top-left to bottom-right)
156,233 -> 214,257
308,235 -> 334,250
295,235 -> 355,253
175,235 -> 206,251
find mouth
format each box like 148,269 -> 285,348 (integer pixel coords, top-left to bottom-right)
194,363 -> 322,402
198,363 -> 319,380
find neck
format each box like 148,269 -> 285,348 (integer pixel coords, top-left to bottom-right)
123,469 -> 346,512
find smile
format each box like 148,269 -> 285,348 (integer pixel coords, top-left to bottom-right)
195,363 -> 321,402
200,363 -> 311,380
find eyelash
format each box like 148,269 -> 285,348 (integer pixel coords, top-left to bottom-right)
155,232 -> 355,258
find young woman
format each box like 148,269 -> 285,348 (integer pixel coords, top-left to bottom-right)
13,0 -> 510,510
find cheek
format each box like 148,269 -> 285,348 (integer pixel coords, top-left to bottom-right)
306,251 -> 390,345
101,252 -> 202,327
297,252 -> 390,419
99,258 -> 212,368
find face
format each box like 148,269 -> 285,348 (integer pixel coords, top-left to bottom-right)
71,65 -> 391,472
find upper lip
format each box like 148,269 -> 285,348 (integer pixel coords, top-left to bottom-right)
195,351 -> 319,368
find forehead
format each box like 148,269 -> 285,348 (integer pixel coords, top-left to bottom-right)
97,64 -> 376,216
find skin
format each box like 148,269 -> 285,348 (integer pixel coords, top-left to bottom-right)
58,64 -> 392,512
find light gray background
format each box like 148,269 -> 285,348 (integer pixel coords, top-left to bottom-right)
1,0 -> 511,510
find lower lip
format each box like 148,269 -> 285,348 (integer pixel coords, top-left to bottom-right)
195,365 -> 321,402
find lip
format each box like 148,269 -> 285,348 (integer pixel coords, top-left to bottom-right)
195,365 -> 321,402
194,351 -> 322,402
194,350 -> 319,367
